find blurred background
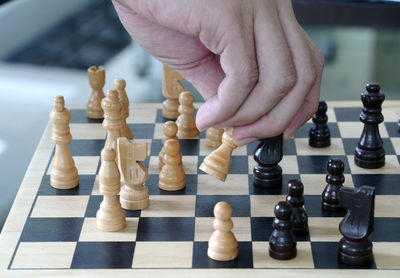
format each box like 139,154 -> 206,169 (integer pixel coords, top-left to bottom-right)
0,0 -> 399,232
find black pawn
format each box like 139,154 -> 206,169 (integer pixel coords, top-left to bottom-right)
253,134 -> 283,188
338,186 -> 375,265
322,159 -> 345,211
309,101 -> 330,148
269,201 -> 297,260
286,179 -> 308,235
355,83 -> 385,169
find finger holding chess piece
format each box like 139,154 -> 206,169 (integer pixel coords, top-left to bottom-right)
159,121 -> 178,170
199,128 -> 238,182
97,147 -> 126,231
207,201 -> 238,261
114,78 -> 133,140
159,139 -> 186,191
87,65 -> 105,119
49,95 -> 79,189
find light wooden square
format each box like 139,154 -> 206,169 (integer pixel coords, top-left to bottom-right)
248,155 -> 299,175
91,175 -> 101,195
295,138 -> 345,156
300,174 -> 354,195
197,174 -> 249,195
198,139 -> 247,156
308,217 -> 342,242
347,155 -> 400,174
382,107 -> 400,122
11,242 -> 76,269
148,155 -> 198,175
132,242 -> 193,268
338,122 -> 389,138
70,123 -> 106,139
250,195 -> 285,217
375,195 -> 400,217
153,123 -> 164,139
141,195 -> 195,217
79,217 -> 138,242
327,107 -> 337,122
31,196 -> 89,218
391,138 -> 400,155
48,156 -> 100,175
194,217 -> 251,241
126,107 -> 157,123
374,242 -> 400,269
252,241 -> 314,268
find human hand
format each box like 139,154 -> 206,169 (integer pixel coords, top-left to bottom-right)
112,0 -> 324,145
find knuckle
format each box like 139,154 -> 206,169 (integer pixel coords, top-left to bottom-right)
273,70 -> 297,96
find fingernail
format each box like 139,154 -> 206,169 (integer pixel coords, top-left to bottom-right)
236,137 -> 257,146
283,133 -> 294,142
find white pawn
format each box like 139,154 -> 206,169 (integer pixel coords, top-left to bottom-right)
96,147 -> 126,232
208,201 -> 238,261
176,91 -> 199,138
206,127 -> 224,148
159,121 -> 178,170
49,95 -> 79,189
159,139 -> 186,191
114,78 -> 133,140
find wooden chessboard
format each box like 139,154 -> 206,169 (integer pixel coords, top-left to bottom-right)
1,101 -> 400,277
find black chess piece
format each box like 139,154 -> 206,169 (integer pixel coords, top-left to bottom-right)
338,186 -> 375,265
269,201 -> 297,260
286,179 -> 308,235
322,159 -> 345,211
253,134 -> 283,188
309,101 -> 330,148
355,83 -> 385,169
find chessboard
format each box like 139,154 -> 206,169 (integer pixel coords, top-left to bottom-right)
1,101 -> 400,277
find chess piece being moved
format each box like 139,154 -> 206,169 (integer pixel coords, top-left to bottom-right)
96,147 -> 126,231
49,96 -> 79,189
269,201 -> 297,260
159,121 -> 178,170
199,128 -> 238,182
355,83 -> 385,169
207,201 -> 238,261
102,90 -> 123,153
176,91 -> 199,138
159,139 -> 186,191
322,159 -> 345,211
117,138 -> 149,210
114,78 -> 133,140
253,134 -> 283,188
206,127 -> 224,148
338,186 -> 375,265
286,179 -> 308,235
87,65 -> 105,119
309,101 -> 330,148
162,64 -> 185,119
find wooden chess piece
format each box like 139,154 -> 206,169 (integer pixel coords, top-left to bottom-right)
114,78 -> 133,140
102,90 -> 123,153
253,134 -> 283,188
176,91 -> 199,138
309,101 -> 330,147
355,83 -> 385,169
96,147 -> 126,231
159,139 -> 186,191
159,121 -> 178,170
162,64 -> 185,119
338,186 -> 375,265
269,201 -> 297,260
87,65 -> 105,119
207,201 -> 238,261
286,179 -> 308,235
117,138 -> 149,210
199,128 -> 238,182
206,127 -> 224,148
322,159 -> 345,211
49,95 -> 79,189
